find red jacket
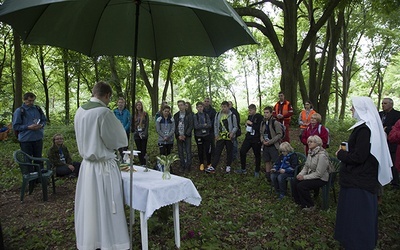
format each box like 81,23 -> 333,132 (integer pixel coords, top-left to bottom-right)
301,123 -> 329,153
272,100 -> 293,126
388,119 -> 400,172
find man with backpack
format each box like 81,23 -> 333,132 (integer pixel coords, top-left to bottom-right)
228,101 -> 241,160
260,106 -> 283,181
205,101 -> 238,173
12,92 -> 47,161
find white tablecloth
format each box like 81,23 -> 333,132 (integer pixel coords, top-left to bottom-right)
121,166 -> 202,220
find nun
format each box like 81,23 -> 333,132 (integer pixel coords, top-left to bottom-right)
334,96 -> 392,250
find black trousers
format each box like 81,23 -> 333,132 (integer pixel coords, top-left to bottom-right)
135,137 -> 148,165
55,162 -> 81,177
292,178 -> 327,208
195,135 -> 212,165
212,139 -> 233,168
240,139 -> 261,172
158,143 -> 172,156
20,139 -> 44,171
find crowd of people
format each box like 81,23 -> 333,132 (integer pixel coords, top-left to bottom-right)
11,83 -> 399,250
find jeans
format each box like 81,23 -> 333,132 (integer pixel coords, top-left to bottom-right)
270,172 -> 293,195
177,137 -> 192,170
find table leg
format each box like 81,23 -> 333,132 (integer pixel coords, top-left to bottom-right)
140,211 -> 148,250
173,203 -> 180,248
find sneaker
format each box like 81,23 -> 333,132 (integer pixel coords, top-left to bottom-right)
205,166 -> 215,173
278,194 -> 285,200
225,166 -> 231,173
254,172 -> 260,178
199,164 -> 205,171
235,169 -> 247,174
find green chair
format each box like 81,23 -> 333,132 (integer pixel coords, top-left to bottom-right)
13,150 -> 56,202
321,157 -> 341,210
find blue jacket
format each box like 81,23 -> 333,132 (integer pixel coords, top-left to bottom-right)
113,108 -> 131,133
12,104 -> 47,142
272,152 -> 298,174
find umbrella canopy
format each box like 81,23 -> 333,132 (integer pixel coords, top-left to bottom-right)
0,0 -> 257,60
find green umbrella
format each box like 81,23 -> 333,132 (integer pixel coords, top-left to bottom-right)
0,0 -> 257,60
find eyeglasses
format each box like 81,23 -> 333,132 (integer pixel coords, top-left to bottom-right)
382,102 -> 388,105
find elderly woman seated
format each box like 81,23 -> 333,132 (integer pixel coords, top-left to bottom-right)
270,142 -> 298,199
292,135 -> 329,211
47,133 -> 81,178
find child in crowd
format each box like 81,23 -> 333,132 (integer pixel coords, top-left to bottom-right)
270,142 -> 298,199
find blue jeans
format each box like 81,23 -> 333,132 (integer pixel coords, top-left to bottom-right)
270,172 -> 293,195
177,137 -> 192,170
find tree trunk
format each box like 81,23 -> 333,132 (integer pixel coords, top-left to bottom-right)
76,55 -> 81,109
206,60 -> 212,101
298,69 -> 308,104
281,0 -> 298,112
94,57 -> 99,83
256,53 -> 262,113
109,56 -> 123,97
138,59 -> 160,116
38,46 -> 50,124
318,13 -> 343,124
13,30 -> 23,111
162,58 -> 174,105
63,49 -> 70,125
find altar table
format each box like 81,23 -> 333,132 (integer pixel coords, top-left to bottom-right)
121,166 -> 202,249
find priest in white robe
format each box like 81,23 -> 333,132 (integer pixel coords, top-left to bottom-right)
74,81 -> 129,250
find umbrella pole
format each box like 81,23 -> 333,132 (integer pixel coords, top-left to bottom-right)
130,1 -> 141,249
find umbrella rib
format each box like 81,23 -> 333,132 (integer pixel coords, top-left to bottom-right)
146,3 -> 159,61
193,11 -> 218,56
89,0 -> 113,56
23,5 -> 52,43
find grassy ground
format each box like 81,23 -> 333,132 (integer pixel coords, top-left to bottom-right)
0,123 -> 399,249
